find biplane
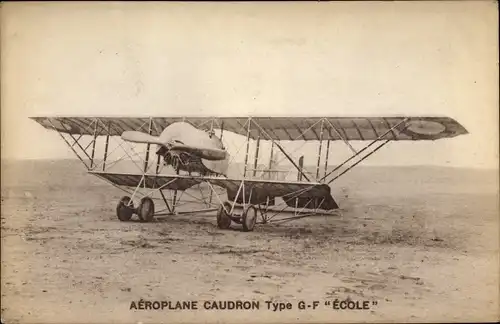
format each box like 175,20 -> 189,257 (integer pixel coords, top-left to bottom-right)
30,116 -> 468,231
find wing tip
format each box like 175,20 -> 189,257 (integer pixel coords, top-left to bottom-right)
447,117 -> 469,137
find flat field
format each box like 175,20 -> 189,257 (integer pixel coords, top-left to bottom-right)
1,159 -> 498,323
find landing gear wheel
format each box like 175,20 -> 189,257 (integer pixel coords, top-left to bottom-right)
242,205 -> 257,232
137,197 -> 155,223
116,196 -> 134,222
217,201 -> 232,230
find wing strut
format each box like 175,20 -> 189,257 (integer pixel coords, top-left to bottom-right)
143,117 -> 153,173
102,123 -> 110,171
321,118 -> 409,184
274,141 -> 311,182
243,119 -> 252,176
323,139 -> 331,179
327,139 -> 390,185
252,119 -> 311,182
48,119 -> 91,169
253,136 -> 261,177
324,118 -> 358,154
315,119 -> 325,180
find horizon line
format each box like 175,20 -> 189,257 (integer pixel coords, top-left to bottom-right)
2,157 -> 498,171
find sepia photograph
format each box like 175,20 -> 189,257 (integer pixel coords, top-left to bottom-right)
1,1 -> 498,323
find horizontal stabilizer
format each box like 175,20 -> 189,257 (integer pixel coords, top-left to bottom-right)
121,131 -> 164,145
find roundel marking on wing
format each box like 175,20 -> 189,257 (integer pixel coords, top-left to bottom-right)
404,120 -> 446,138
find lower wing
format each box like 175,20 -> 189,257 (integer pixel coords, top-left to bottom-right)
89,171 -> 338,211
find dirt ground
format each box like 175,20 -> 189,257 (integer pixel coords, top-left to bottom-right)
1,160 -> 499,323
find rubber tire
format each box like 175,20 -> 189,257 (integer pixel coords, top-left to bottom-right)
242,205 -> 257,232
137,197 -> 155,223
116,196 -> 134,222
217,201 -> 232,230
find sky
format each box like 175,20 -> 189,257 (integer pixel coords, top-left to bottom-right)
1,1 -> 498,169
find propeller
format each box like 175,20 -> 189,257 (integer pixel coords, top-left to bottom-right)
121,131 -> 165,146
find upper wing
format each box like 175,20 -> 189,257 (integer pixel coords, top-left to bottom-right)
240,116 -> 468,141
30,116 -> 468,141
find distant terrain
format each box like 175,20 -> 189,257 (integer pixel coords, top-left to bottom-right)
1,159 -> 498,323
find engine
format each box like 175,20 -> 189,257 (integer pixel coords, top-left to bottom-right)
158,150 -> 217,176
164,151 -> 191,168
